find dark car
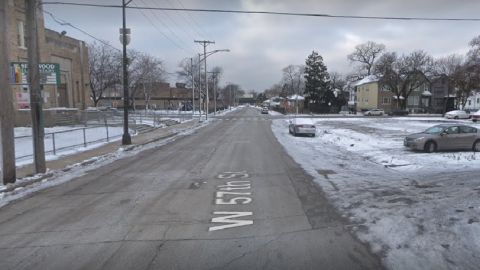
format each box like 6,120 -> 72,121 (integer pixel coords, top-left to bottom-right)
404,124 -> 480,153
388,109 -> 409,116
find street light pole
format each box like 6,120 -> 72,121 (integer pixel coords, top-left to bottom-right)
191,58 -> 195,116
121,0 -> 132,145
194,40 -> 215,120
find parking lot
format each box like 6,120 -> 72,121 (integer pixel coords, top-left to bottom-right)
272,116 -> 480,270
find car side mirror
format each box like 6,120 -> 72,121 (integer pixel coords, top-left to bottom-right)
440,132 -> 446,136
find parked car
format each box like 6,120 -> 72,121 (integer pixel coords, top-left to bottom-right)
261,107 -> 269,114
444,110 -> 470,119
289,118 -> 316,137
388,109 -> 409,116
404,124 -> 480,153
364,109 -> 384,116
471,110 -> 480,122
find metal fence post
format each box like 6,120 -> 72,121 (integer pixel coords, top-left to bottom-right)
52,133 -> 56,155
83,128 -> 87,147
104,117 -> 109,142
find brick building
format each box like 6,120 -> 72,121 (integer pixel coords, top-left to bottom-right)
6,0 -> 90,110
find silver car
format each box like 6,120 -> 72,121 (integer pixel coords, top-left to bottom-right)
404,124 -> 480,153
289,118 -> 316,137
364,109 -> 384,116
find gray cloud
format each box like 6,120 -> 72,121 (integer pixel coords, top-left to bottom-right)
43,0 -> 480,91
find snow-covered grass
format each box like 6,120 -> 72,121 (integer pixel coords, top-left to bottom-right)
272,117 -> 480,270
13,126 -> 124,166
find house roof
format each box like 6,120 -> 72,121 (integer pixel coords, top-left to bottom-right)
287,94 -> 305,100
352,75 -> 380,87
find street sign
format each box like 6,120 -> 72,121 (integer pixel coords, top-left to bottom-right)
9,62 -> 61,85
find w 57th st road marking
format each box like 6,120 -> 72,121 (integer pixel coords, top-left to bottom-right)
209,171 -> 253,232
208,212 -> 253,231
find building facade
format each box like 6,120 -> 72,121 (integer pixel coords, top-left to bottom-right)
6,0 -> 90,110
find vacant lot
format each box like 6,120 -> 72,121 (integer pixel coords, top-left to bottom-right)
273,117 -> 480,270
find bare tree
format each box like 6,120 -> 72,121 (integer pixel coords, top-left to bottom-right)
433,54 -> 464,76
348,41 -> 386,76
177,57 -> 201,89
281,65 -> 305,97
88,42 -> 121,107
329,72 -> 346,90
375,50 -> 433,109
264,83 -> 283,98
128,50 -> 166,110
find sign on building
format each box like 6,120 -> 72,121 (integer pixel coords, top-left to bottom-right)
9,62 -> 60,85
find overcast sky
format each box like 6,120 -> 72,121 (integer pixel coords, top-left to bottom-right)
43,0 -> 480,91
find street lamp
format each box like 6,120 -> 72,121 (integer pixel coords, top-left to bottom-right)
120,0 -> 132,145
198,49 -> 229,120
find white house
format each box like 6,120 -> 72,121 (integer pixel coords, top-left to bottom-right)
464,91 -> 480,111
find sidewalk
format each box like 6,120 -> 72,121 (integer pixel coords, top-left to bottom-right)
14,119 -> 201,180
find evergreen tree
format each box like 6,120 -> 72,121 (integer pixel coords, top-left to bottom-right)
304,51 -> 330,104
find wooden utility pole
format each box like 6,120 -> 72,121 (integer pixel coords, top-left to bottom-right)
26,0 -> 46,173
0,0 -> 17,184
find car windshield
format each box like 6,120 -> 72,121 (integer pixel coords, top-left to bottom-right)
424,126 -> 445,134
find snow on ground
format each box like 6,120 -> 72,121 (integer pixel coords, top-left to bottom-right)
272,117 -> 480,270
13,126 -> 124,166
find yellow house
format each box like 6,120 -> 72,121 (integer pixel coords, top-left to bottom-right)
354,76 -> 380,111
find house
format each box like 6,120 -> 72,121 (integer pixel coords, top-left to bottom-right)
354,75 -> 394,112
463,91 -> 480,111
405,79 -> 432,113
6,0 -> 90,110
429,75 -> 455,113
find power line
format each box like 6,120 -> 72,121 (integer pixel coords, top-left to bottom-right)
41,2 -> 480,22
169,0 -> 209,39
158,0 -> 202,40
43,9 -> 120,51
132,0 -> 195,54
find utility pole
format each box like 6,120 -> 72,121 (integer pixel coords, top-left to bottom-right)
194,40 -> 214,120
198,53 -> 202,119
190,58 -> 194,114
229,85 -> 232,110
208,71 -> 219,115
121,0 -> 132,145
0,0 -> 16,184
26,0 -> 46,174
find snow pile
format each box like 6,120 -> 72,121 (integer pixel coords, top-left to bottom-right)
272,117 -> 480,270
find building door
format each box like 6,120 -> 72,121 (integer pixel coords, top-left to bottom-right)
57,83 -> 69,107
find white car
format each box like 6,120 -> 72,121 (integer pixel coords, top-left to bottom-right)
471,110 -> 480,122
364,109 -> 384,116
445,110 -> 470,119
289,118 -> 316,137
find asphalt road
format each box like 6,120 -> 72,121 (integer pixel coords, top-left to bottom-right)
0,107 -> 383,270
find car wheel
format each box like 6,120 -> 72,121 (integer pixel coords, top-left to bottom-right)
473,119 -> 478,122
454,116 -> 459,119
473,140 -> 480,152
424,141 -> 437,153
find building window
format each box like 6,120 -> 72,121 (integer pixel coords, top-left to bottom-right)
469,100 -> 472,106
17,20 -> 27,48
382,97 -> 391,105
407,96 -> 419,106
364,97 -> 369,103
